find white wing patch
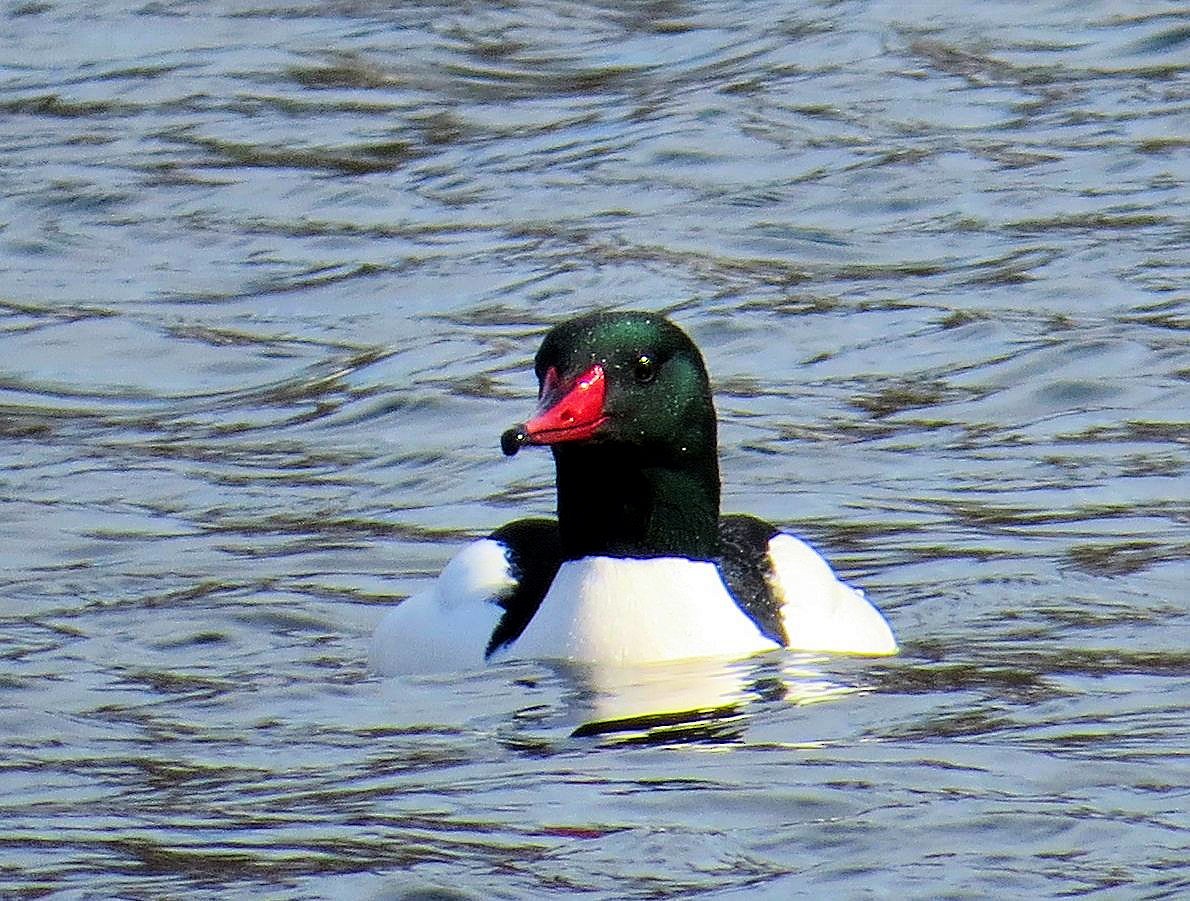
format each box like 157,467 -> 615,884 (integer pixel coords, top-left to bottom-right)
369,539 -> 513,675
768,533 -> 898,656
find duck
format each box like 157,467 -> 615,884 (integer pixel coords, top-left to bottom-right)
370,311 -> 897,675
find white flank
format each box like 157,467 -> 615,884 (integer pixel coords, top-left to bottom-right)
768,533 -> 898,655
369,538 -> 512,675
493,556 -> 780,666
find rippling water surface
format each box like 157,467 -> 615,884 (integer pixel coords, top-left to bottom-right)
2,1 -> 1187,897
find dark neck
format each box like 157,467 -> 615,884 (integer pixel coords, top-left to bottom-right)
551,443 -> 721,561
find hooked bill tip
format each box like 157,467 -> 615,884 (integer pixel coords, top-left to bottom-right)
501,425 -> 528,457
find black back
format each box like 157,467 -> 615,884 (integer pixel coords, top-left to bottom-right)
715,514 -> 788,647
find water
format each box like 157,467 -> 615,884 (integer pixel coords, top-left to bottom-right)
1,0 -> 1187,896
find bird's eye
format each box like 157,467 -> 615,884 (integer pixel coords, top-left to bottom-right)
633,354 -> 656,384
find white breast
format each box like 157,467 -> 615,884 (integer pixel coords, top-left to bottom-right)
493,556 -> 780,666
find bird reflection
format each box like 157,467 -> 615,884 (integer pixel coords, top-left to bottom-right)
535,653 -> 865,745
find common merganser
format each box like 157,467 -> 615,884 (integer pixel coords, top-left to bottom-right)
371,312 -> 896,675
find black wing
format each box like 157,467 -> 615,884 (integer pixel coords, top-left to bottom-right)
484,518 -> 563,658
716,514 -> 788,647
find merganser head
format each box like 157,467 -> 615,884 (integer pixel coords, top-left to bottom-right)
503,311 -> 722,560
501,311 -> 716,460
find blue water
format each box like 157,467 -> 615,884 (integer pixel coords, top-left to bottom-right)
1,1 -> 1187,897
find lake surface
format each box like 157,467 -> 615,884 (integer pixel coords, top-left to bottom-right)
1,0 -> 1187,897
